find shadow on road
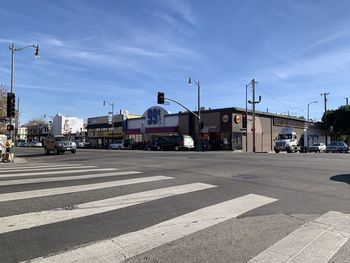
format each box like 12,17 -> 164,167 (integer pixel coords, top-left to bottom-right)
330,174 -> 350,185
15,153 -> 47,158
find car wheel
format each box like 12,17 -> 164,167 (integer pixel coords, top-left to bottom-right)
274,149 -> 279,153
71,150 -> 76,154
54,147 -> 60,155
156,145 -> 161,151
44,148 -> 50,155
174,145 -> 179,151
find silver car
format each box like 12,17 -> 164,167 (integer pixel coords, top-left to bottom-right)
309,143 -> 326,153
326,141 -> 349,153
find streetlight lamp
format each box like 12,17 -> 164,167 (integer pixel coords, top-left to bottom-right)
188,77 -> 201,151
103,100 -> 115,146
9,42 -> 40,143
307,101 -> 318,150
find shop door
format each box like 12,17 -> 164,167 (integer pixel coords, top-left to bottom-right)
232,132 -> 242,150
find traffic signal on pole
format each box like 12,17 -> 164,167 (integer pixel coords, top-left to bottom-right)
242,113 -> 247,129
7,93 -> 16,118
6,124 -> 14,131
157,92 -> 165,104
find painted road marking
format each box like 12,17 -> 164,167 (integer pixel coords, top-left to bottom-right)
249,211 -> 350,263
0,168 -> 117,178
0,165 -> 98,173
0,164 -> 84,170
0,176 -> 173,202
0,183 -> 216,234
26,194 -> 277,263
0,171 -> 142,186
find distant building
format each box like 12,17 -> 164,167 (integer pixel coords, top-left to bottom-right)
51,114 -> 84,136
86,110 -> 140,148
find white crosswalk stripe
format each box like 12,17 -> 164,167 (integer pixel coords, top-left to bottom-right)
0,163 -> 84,170
0,165 -> 98,173
0,175 -> 173,202
0,168 -> 118,178
249,211 -> 350,263
0,171 -> 142,186
0,182 -> 216,234
0,162 -> 284,263
26,194 -> 277,263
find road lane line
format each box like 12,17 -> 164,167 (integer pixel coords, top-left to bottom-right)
0,176 -> 173,202
0,171 -> 143,186
26,194 -> 277,263
0,183 -> 216,234
249,211 -> 350,263
0,164 -> 84,170
0,168 -> 117,178
0,166 -> 98,173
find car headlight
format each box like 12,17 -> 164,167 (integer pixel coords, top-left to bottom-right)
58,143 -> 63,147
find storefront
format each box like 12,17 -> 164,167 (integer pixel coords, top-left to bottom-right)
125,106 -> 179,147
86,115 -> 124,148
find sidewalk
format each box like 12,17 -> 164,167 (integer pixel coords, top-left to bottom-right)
0,157 -> 27,164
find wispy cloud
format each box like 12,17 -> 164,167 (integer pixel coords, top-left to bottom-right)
166,0 -> 197,25
274,49 -> 350,79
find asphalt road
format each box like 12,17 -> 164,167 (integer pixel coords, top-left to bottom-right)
0,147 -> 349,263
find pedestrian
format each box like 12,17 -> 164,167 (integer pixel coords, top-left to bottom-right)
0,139 -> 4,162
5,139 -> 14,163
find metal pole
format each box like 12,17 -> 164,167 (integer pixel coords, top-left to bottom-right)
111,103 -> 114,143
9,43 -> 15,142
245,84 -> 248,152
307,103 -> 310,150
346,97 -> 349,106
197,81 -> 201,151
321,93 -> 329,145
252,79 -> 256,153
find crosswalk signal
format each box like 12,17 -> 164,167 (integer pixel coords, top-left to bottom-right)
157,92 -> 165,104
6,124 -> 14,131
7,93 -> 16,118
242,113 -> 247,129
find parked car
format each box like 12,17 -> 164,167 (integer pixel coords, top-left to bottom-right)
326,141 -> 349,153
109,140 -> 124,150
17,141 -> 27,147
74,140 -> 85,148
147,135 -> 195,151
309,143 -> 326,153
28,141 -> 42,147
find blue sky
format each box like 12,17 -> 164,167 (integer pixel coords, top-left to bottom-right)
1,0 -> 350,124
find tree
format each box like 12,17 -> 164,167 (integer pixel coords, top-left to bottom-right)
322,105 -> 350,141
0,85 -> 8,134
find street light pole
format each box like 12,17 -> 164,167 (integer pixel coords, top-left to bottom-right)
307,101 -> 317,150
8,42 -> 40,143
188,77 -> 201,151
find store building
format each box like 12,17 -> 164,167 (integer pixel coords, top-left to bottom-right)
87,111 -> 140,148
124,106 -> 178,146
51,114 -> 84,137
179,107 -> 326,152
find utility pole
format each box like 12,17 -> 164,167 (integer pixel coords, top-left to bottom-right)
15,97 -> 20,145
248,79 -> 261,153
321,92 -> 330,145
345,97 -> 348,106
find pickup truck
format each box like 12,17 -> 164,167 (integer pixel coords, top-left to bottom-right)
44,135 -> 77,155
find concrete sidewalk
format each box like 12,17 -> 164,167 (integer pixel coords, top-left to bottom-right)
0,157 -> 27,164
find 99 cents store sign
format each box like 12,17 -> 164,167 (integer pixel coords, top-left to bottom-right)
143,106 -> 170,127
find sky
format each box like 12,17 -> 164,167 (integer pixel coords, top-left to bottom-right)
1,0 -> 350,124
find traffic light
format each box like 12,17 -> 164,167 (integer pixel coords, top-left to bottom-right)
6,124 -> 14,131
242,113 -> 247,129
7,93 -> 16,118
157,92 -> 165,104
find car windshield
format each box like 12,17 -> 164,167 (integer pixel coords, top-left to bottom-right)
312,144 -> 320,146
278,134 -> 292,140
54,137 -> 65,141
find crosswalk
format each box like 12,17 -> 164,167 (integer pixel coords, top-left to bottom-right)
0,162 -> 348,262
